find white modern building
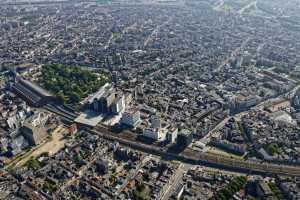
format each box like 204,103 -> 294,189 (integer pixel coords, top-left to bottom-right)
121,107 -> 141,127
166,127 -> 178,143
143,127 -> 167,141
112,94 -> 125,114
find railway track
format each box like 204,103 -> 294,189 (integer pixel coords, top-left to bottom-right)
90,126 -> 300,177
44,103 -> 77,123
43,105 -> 300,177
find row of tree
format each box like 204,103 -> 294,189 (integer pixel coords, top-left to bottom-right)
210,176 -> 247,200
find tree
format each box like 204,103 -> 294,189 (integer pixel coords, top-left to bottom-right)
26,157 -> 41,170
40,64 -> 108,105
57,90 -> 67,103
69,92 -> 81,103
133,182 -> 146,200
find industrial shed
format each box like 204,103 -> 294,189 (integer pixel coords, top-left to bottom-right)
12,78 -> 57,107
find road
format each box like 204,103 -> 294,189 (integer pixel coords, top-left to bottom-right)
238,0 -> 257,15
199,116 -> 230,145
213,0 -> 224,11
105,23 -> 137,50
57,144 -> 108,195
159,163 -> 190,200
144,17 -> 172,47
215,37 -> 251,72
200,83 -> 300,147
115,155 -> 151,195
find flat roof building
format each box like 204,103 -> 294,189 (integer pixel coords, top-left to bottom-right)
121,107 -> 141,128
21,112 -> 49,146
